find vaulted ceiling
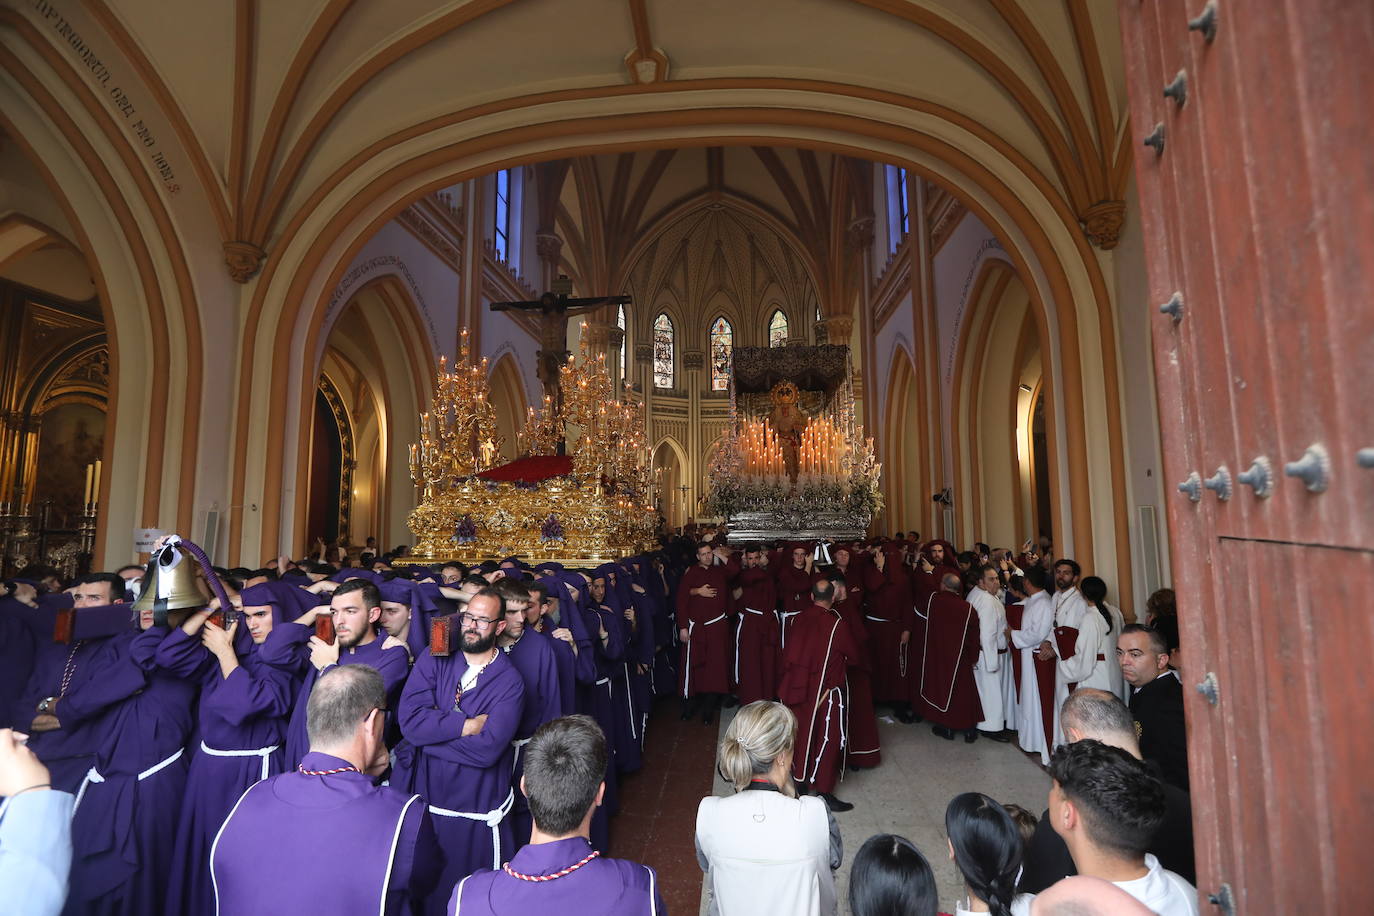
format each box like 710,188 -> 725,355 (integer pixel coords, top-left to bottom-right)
4,0 -> 1130,276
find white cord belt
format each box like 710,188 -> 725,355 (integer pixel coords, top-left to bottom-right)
73,746 -> 185,815
429,788 -> 516,870
199,740 -> 280,781
865,615 -> 890,622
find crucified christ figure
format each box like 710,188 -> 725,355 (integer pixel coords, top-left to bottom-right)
489,290 -> 632,409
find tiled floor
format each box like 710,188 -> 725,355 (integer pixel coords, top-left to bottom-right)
608,697 -> 721,915
702,706 -> 1051,915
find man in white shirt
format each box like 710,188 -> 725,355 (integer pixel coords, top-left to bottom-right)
1046,738 -> 1199,915
1011,567 -> 1055,762
967,564 -> 1011,741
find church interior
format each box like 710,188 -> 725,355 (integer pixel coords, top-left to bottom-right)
1,0 -> 1370,912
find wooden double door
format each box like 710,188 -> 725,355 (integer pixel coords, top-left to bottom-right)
1118,0 -> 1374,911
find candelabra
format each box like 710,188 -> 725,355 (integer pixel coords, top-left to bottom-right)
408,328 -> 504,494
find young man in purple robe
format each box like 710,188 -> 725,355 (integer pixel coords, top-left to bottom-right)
525,581 -> 579,717
493,577 -> 563,850
449,714 -> 663,915
13,574 -> 129,792
393,588 -> 527,916
59,599 -> 198,916
212,664 -> 441,915
259,578 -> 411,767
156,590 -> 298,915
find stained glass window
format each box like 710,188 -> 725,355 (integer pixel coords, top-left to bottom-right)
653,313 -> 674,389
494,169 -> 511,261
617,304 -> 628,382
896,167 -> 910,236
709,316 -> 733,391
768,309 -> 789,348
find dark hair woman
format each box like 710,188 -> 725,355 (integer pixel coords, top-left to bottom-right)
848,834 -> 938,916
945,792 -> 1032,916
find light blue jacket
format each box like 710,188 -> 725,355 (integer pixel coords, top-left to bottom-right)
0,789 -> 73,916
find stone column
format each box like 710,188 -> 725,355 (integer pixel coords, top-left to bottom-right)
534,233 -> 563,291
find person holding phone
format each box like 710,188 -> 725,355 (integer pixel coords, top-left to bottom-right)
0,728 -> 74,916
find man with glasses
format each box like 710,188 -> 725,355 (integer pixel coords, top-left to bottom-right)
394,587 -> 526,914
212,664 -> 441,914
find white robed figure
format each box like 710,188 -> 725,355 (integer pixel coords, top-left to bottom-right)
967,566 -> 1008,734
1011,587 -> 1054,762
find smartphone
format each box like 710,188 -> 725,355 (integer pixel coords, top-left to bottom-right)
315,614 -> 336,643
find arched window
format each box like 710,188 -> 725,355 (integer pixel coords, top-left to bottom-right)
494,169 -> 512,261
616,304 -> 628,382
709,316 -> 733,391
653,313 -> 674,389
768,309 -> 789,348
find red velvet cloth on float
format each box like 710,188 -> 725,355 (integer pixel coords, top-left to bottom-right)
474,455 -> 573,483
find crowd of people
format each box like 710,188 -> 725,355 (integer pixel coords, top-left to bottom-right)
0,526 -> 1194,914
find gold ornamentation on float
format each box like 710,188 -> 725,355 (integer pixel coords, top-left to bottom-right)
404,326 -> 656,564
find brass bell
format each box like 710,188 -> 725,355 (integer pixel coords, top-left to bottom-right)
132,542 -> 209,622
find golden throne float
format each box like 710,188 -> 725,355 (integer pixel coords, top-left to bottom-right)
401,329 -> 657,564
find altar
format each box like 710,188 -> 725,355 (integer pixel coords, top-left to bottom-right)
704,344 -> 881,544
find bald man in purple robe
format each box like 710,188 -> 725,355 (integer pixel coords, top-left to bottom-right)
157,596 -> 298,915
493,579 -> 562,851
393,588 -> 526,915
449,715 -> 663,915
259,579 -> 411,767
212,664 -> 441,915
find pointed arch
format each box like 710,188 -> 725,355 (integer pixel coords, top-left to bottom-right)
708,314 -> 734,391
487,351 -> 529,463
768,308 -> 790,348
652,312 -> 675,389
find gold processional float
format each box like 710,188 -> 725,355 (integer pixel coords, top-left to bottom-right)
402,328 -> 657,565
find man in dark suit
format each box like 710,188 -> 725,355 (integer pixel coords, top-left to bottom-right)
1020,689 -> 1195,893
1119,623 -> 1189,791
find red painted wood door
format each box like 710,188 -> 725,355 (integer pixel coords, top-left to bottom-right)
1118,1 -> 1374,911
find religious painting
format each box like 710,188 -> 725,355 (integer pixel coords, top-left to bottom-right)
709,316 -> 733,390
32,401 -> 105,529
768,309 -> 788,348
653,312 -> 674,388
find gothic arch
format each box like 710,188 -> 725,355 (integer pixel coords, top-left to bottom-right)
231,92 -> 1131,605
487,351 -> 529,463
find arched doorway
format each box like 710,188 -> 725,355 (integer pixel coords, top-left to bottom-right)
487,353 -> 529,463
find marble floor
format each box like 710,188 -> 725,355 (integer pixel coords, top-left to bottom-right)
703,706 -> 1051,914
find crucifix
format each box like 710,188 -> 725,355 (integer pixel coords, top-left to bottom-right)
489,289 -> 632,411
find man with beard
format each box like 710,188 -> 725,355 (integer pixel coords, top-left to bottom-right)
778,578 -> 859,813
212,665 -> 442,915
915,573 -> 983,741
394,588 -> 526,915
731,545 -> 780,705
912,540 -> 959,602
772,545 -> 815,651
676,543 -> 733,724
260,579 -> 411,767
494,578 -> 563,849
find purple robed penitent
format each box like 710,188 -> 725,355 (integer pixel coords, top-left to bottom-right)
500,630 -> 563,850
258,618 -> 411,767
211,751 -> 441,915
449,836 -> 664,916
156,621 -> 298,916
15,634 -> 115,793
61,626 -> 197,916
392,649 -> 525,916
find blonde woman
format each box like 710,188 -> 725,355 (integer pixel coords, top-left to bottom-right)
695,701 -> 841,916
